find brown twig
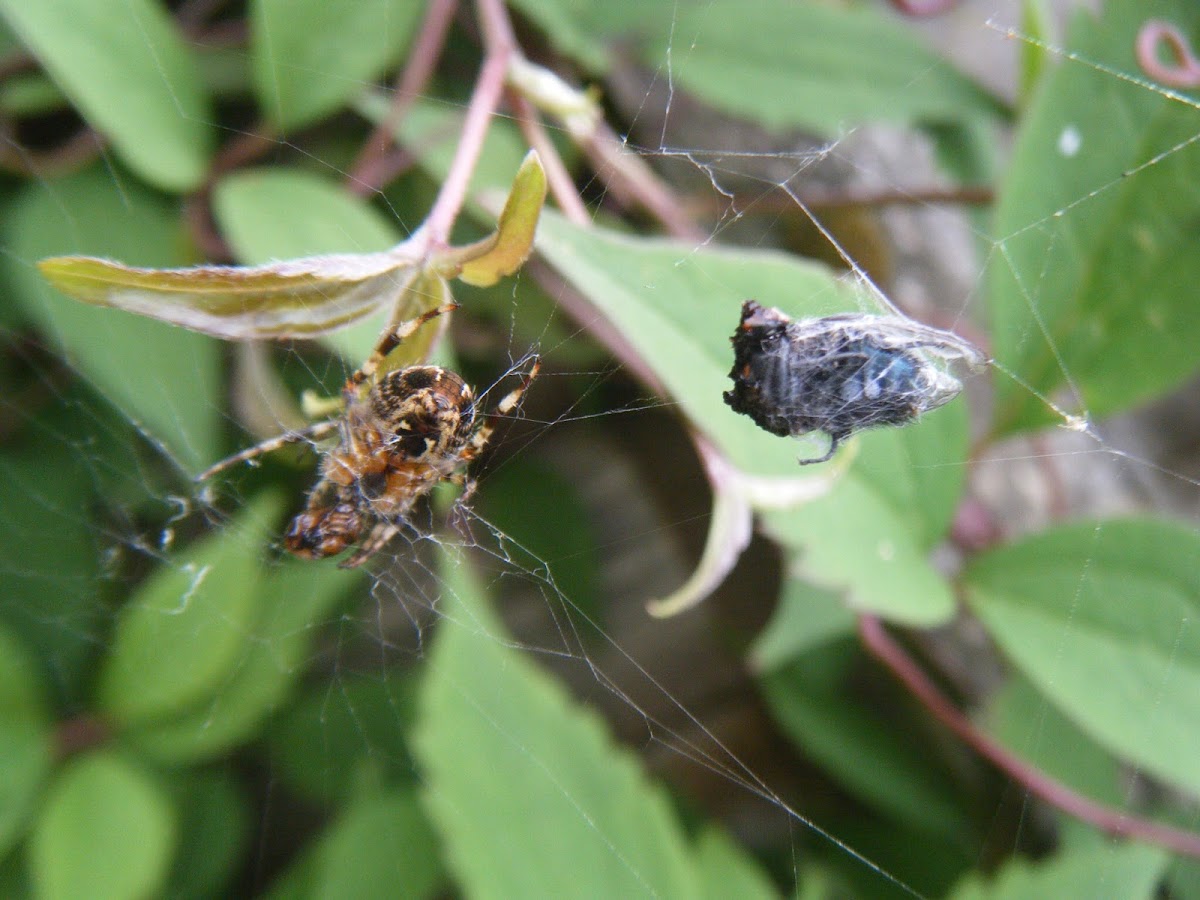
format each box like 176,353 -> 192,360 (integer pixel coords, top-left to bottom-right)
0,126 -> 107,178
524,258 -> 666,395
858,614 -> 1200,858
511,92 -> 590,225
183,123 -> 278,260
422,0 -> 515,248
576,119 -> 705,241
347,0 -> 460,195
0,47 -> 37,80
786,184 -> 993,213
208,124 -> 278,181
55,715 -> 112,758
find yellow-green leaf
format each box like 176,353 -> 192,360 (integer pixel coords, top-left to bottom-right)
450,150 -> 548,287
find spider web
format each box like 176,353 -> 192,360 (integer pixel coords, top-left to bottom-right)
3,0 -> 1200,897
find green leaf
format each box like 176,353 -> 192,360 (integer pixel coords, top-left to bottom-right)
308,791 -> 444,900
98,493 -> 284,725
164,771 -> 250,900
5,166 -> 222,473
415,549 -> 698,898
748,575 -> 857,673
215,168 -> 404,260
989,1 -> 1200,434
267,669 -> 419,806
0,626 -> 54,859
0,397 -> 106,698
760,642 -> 970,841
476,456 -> 600,621
213,165 -> 406,361
36,168 -> 423,365
0,0 -> 211,191
251,0 -> 422,131
694,827 -> 779,900
128,559 -> 359,763
947,843 -> 1167,900
646,435 -> 754,618
29,752 -> 176,900
505,0 -> 668,73
1017,0 -> 1055,108
649,0 -> 1004,136
758,401 -> 967,626
982,675 -> 1122,807
965,518 -> 1200,796
1168,851 -> 1200,900
0,72 -> 67,116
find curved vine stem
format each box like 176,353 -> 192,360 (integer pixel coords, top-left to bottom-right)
858,614 -> 1200,858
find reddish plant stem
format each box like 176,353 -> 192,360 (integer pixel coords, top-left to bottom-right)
209,125 -> 278,181
889,0 -> 960,15
1136,20 -> 1200,88
0,47 -> 36,80
347,0 -> 460,195
511,92 -> 590,225
858,614 -> 1200,858
55,715 -> 111,757
776,184 -> 993,213
686,184 -> 993,224
422,0 -> 515,248
175,0 -> 230,30
524,258 -> 666,395
0,126 -> 106,178
184,197 -> 234,261
354,145 -> 424,200
184,124 -> 277,260
577,120 -> 705,242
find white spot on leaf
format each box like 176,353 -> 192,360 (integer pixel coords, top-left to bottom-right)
1058,125 -> 1082,157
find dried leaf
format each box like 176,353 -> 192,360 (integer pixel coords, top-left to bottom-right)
36,248 -> 421,341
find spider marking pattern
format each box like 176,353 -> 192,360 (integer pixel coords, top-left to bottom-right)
724,300 -> 985,465
198,303 -> 539,567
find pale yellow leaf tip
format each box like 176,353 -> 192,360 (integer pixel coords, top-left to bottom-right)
457,150 -> 548,287
645,483 -> 754,618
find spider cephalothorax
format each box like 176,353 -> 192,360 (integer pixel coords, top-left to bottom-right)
724,300 -> 983,464
199,304 -> 538,567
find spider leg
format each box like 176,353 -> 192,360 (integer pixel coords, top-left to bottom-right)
796,431 -> 840,466
345,302 -> 460,396
339,521 -> 401,569
466,356 -> 542,455
454,474 -> 478,504
196,420 -> 339,482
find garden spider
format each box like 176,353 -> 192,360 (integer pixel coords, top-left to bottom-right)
198,303 -> 539,567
